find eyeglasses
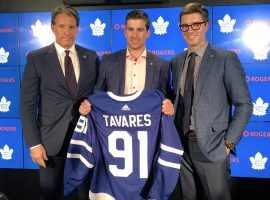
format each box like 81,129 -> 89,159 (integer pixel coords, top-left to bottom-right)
179,21 -> 206,32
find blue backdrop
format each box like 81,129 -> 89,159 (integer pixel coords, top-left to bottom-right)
0,4 -> 269,178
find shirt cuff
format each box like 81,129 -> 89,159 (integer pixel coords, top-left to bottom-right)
30,144 -> 41,149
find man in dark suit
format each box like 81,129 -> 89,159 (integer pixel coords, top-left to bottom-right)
169,3 -> 253,200
20,5 -> 99,200
80,9 -> 174,116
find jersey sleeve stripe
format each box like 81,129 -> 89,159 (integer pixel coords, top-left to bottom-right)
158,158 -> 181,169
67,153 -> 94,168
160,143 -> 184,155
70,139 -> 92,153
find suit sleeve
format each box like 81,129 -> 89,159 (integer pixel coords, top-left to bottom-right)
224,51 -> 253,145
160,60 -> 170,95
149,115 -> 184,200
64,115 -> 96,196
20,53 -> 41,147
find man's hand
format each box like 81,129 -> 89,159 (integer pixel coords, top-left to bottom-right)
162,99 -> 174,116
79,99 -> 92,115
30,145 -> 48,168
225,146 -> 230,156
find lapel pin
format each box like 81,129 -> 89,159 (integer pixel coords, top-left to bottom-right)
150,62 -> 153,66
83,54 -> 86,59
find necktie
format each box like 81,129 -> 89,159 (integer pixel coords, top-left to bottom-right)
64,50 -> 77,95
183,52 -> 196,135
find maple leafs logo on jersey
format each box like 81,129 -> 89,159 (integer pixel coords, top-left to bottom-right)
152,16 -> 169,35
250,152 -> 267,170
90,18 -> 106,37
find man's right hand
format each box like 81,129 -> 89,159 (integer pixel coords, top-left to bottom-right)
30,145 -> 48,168
79,99 -> 92,115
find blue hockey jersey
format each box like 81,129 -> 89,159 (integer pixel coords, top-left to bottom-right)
64,90 -> 183,200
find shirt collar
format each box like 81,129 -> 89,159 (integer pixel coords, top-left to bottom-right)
54,42 -> 76,56
187,42 -> 208,58
126,48 -> 147,60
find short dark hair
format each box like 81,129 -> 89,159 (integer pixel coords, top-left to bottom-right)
179,3 -> 209,24
51,5 -> 79,27
125,10 -> 150,30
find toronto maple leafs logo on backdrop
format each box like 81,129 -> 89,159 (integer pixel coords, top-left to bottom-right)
152,16 -> 169,35
0,144 -> 13,160
0,96 -> 11,113
0,47 -> 9,64
90,18 -> 106,37
242,22 -> 270,61
31,19 -> 55,46
253,97 -> 268,116
250,152 -> 267,170
218,14 -> 236,34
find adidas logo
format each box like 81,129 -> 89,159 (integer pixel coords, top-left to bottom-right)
121,104 -> 130,111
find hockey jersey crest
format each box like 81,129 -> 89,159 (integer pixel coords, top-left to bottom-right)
64,90 -> 183,200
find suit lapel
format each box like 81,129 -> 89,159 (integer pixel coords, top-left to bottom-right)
193,45 -> 215,105
46,44 -> 71,94
144,51 -> 154,90
119,50 -> 126,95
76,46 -> 87,97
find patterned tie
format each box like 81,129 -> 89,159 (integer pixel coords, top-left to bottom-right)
64,50 -> 77,95
183,52 -> 196,135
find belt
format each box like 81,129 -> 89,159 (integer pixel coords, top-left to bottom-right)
186,130 -> 197,140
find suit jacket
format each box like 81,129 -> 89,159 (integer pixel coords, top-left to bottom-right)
171,44 -> 253,162
95,49 -> 170,95
20,43 -> 99,156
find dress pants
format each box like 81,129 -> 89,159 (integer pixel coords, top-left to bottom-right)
169,136 -> 231,200
39,123 -> 90,200
39,156 -> 91,200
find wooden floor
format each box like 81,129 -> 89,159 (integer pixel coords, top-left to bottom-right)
0,168 -> 270,200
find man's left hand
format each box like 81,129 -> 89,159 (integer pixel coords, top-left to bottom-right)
225,146 -> 230,156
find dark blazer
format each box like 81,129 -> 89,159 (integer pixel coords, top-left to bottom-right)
20,43 -> 99,156
171,44 -> 253,162
95,49 -> 170,95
